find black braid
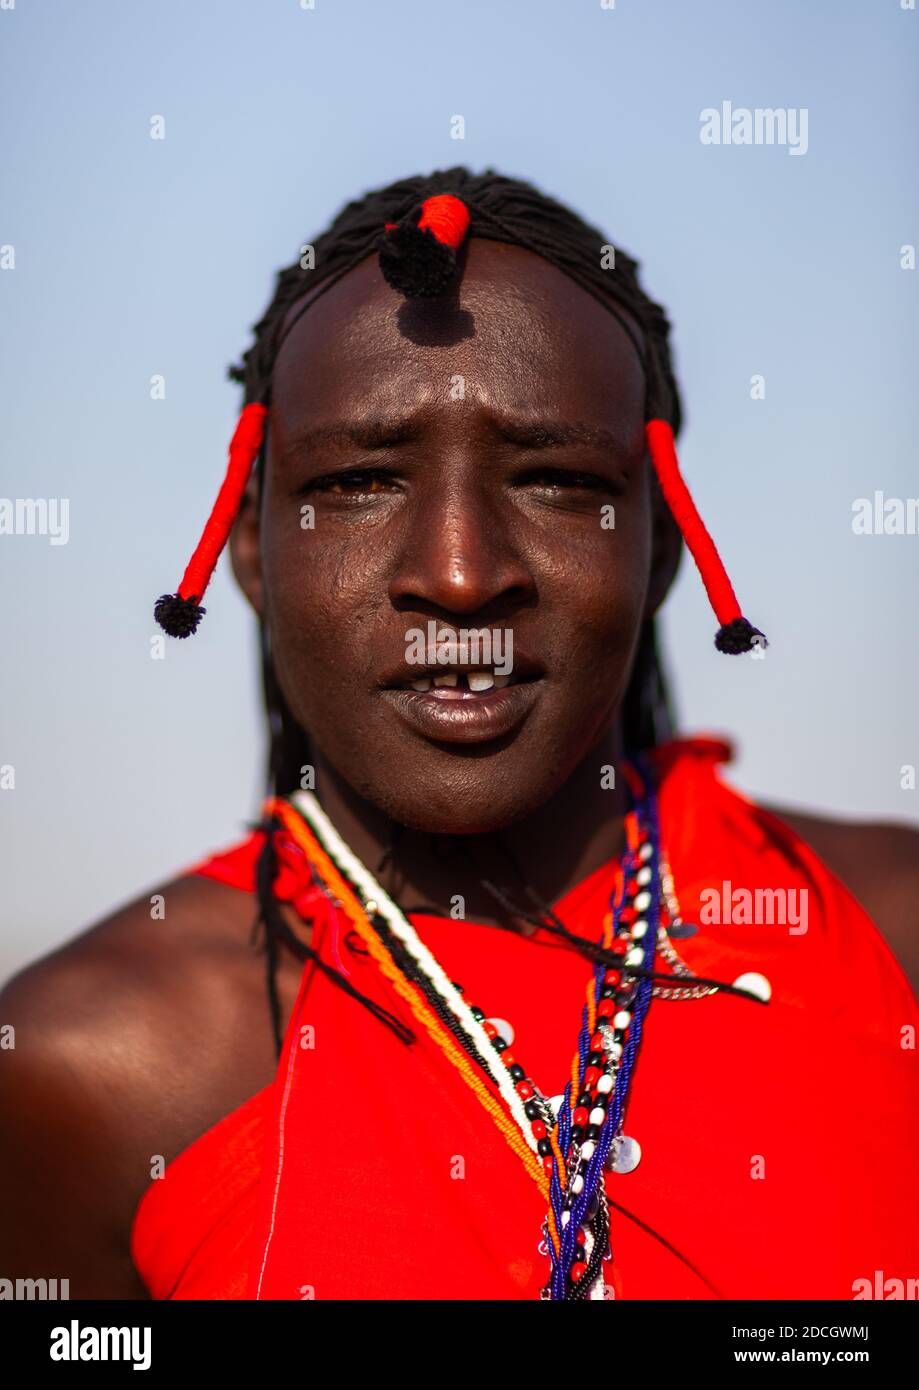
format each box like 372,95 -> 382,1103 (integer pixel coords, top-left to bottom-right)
475,876 -> 766,1001
253,820 -> 416,1058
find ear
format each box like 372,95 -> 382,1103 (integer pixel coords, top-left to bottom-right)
645,461 -> 682,619
229,463 -> 264,618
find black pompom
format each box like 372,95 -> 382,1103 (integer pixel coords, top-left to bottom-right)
714,617 -> 767,655
154,593 -> 206,638
378,225 -> 458,298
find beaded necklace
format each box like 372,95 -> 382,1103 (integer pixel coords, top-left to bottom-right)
264,758 -> 729,1300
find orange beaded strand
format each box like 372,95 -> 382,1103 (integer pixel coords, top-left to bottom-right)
267,799 -> 561,1249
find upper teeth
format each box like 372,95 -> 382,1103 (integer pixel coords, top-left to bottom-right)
407,671 -> 513,692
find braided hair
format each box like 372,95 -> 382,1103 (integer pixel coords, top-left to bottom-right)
230,167 -> 682,422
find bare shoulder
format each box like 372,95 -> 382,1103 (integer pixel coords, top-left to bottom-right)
763,803 -> 919,995
0,873 -> 292,1297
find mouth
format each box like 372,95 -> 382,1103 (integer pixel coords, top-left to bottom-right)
379,663 -> 545,745
396,668 -> 529,697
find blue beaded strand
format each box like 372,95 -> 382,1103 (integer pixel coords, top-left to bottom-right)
547,757 -> 660,1299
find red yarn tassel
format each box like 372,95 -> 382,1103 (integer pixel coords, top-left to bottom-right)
416,194 -> 471,251
379,194 -> 471,298
645,419 -> 766,654
154,402 -> 268,637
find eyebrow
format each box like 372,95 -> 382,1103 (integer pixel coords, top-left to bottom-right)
278,413 -> 625,465
279,418 -> 423,463
496,418 -> 623,453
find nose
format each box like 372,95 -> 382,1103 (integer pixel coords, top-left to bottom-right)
388,476 -> 537,623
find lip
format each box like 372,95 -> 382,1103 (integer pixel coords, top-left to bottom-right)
380,678 -> 544,745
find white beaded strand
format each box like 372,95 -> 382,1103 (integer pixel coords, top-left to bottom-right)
292,789 -> 539,1151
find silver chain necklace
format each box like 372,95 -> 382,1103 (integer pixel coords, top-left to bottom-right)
652,853 -> 717,1001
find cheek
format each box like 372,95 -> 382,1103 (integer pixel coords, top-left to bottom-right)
536,494 -> 652,675
259,508 -> 376,724
259,498 -> 421,795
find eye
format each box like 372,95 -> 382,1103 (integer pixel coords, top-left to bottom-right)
532,468 -> 604,489
298,468 -> 397,499
515,466 -> 620,496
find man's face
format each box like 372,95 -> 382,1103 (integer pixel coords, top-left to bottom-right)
240,238 -> 665,833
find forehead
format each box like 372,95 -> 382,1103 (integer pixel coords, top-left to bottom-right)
270,238 -> 646,437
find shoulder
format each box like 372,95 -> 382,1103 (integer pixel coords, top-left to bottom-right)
762,803 -> 919,996
0,872 -> 281,1297
0,872 -> 267,1080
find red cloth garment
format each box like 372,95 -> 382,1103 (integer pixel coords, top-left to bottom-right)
131,738 -> 919,1300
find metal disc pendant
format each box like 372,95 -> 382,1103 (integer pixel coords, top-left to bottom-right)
607,1134 -> 642,1174
733,971 -> 771,1002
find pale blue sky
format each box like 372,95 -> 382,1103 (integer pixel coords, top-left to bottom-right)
2,0 -> 917,977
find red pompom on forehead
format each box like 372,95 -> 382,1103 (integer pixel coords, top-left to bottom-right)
416,194 -> 471,251
379,193 -> 472,298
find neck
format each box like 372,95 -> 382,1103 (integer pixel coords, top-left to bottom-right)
309,726 -> 629,930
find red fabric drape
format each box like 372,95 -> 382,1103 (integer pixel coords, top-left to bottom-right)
131,738 -> 919,1300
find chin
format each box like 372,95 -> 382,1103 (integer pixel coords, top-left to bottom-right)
353,753 -> 572,837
